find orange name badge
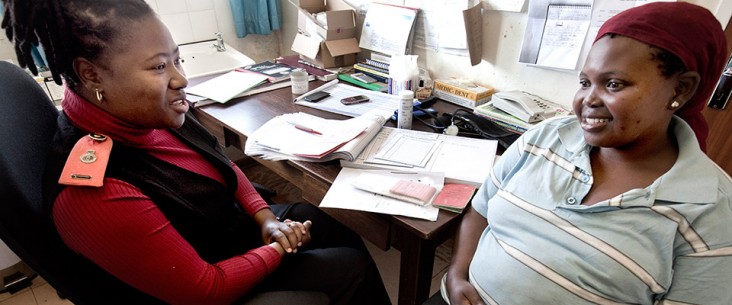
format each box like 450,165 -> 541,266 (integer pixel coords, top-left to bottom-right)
58,134 -> 113,187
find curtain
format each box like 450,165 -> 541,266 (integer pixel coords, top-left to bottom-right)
229,0 -> 282,38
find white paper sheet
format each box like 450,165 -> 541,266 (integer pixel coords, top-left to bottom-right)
359,3 -> 418,55
536,4 -> 591,70
294,81 -> 398,119
187,70 -> 268,103
405,0 -> 470,51
319,168 -> 441,221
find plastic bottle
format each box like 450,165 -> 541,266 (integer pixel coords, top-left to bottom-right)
291,69 -> 309,95
397,90 -> 414,129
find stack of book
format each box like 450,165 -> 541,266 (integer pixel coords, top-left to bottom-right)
432,79 -> 495,109
240,61 -> 297,83
337,74 -> 388,92
473,101 -> 574,134
472,102 -> 535,134
276,55 -> 339,81
353,59 -> 390,84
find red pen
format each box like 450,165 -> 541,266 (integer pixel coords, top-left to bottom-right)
287,120 -> 322,135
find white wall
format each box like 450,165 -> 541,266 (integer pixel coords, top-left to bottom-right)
148,0 -> 282,63
2,0 -> 728,107
0,30 -> 17,64
279,0 -> 729,109
0,0 -> 283,65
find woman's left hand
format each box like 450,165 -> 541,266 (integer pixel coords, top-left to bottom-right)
261,218 -> 311,253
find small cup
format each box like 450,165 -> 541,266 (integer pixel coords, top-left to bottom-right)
291,69 -> 309,95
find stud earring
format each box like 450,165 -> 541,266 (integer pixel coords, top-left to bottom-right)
670,100 -> 680,109
95,89 -> 104,103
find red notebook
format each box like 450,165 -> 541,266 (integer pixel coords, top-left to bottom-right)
432,183 -> 477,213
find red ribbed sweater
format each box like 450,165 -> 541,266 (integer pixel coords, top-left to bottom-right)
52,90 -> 280,305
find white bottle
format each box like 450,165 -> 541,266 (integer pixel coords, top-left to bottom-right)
397,90 -> 414,129
291,69 -> 309,95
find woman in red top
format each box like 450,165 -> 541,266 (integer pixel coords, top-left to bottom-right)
2,1 -> 390,304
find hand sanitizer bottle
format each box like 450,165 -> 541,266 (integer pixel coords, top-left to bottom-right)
398,90 -> 414,129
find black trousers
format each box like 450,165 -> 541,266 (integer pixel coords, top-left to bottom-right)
243,203 -> 392,305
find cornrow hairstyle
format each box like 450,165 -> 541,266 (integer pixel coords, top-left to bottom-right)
1,0 -> 154,87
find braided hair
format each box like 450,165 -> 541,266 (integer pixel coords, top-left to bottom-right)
1,0 -> 153,87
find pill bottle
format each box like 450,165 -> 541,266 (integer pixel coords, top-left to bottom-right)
397,90 -> 414,129
291,69 -> 309,95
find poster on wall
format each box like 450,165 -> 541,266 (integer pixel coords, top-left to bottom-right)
519,0 -> 677,71
519,0 -> 592,71
359,3 -> 418,55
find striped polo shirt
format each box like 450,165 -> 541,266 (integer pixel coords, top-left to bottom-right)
469,116 -> 732,305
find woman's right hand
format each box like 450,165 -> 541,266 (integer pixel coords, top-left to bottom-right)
445,206 -> 488,305
446,274 -> 485,305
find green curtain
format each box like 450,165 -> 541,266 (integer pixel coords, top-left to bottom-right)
229,0 -> 282,38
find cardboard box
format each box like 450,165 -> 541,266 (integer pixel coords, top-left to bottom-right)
433,79 -> 495,109
290,0 -> 361,68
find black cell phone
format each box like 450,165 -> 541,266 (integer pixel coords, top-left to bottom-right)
340,95 -> 370,105
303,91 -> 330,102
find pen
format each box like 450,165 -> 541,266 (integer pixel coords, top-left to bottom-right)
287,120 -> 323,135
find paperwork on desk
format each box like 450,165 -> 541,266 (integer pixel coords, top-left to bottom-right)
341,127 -> 498,187
245,110 -> 387,162
187,70 -> 268,103
320,168 -> 442,221
294,80 -> 398,119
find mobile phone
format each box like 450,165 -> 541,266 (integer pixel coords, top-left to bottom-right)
303,91 -> 330,102
351,73 -> 377,84
341,95 -> 370,105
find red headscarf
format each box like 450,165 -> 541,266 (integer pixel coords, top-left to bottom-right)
595,2 -> 727,152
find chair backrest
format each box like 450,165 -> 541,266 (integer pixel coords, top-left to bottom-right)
0,61 -> 164,304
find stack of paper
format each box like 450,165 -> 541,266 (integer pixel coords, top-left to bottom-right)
320,168 -> 442,221
340,127 -> 499,187
245,110 -> 387,162
187,70 -> 268,103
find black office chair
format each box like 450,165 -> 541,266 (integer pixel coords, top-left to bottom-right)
0,61 -> 328,305
0,61 -> 169,304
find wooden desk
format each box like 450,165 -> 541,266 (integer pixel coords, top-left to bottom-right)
191,82 -> 467,305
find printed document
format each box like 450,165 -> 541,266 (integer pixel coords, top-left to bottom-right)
294,81 -> 399,119
245,110 -> 387,162
536,4 -> 591,70
359,3 -> 418,55
341,127 -> 498,186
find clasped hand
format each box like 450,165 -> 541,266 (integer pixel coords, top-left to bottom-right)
262,218 -> 312,254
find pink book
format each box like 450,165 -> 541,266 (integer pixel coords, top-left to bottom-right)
432,183 -> 477,213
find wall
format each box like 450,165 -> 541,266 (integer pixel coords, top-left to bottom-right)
0,0 -> 283,65
278,0 -> 729,109
2,0 -> 727,107
0,30 -> 17,64
146,0 -> 282,63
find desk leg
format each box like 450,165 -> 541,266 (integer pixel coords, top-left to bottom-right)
396,232 -> 437,305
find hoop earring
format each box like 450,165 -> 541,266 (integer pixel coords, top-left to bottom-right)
670,100 -> 680,109
95,89 -> 104,103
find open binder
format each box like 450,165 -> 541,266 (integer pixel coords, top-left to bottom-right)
245,110 -> 387,162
